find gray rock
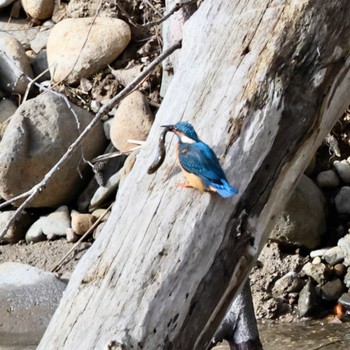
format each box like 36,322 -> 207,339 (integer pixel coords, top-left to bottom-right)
334,160 -> 350,183
323,246 -> 345,265
31,28 -> 51,54
320,279 -> 345,301
103,118 -> 112,140
66,227 -> 79,243
32,49 -> 50,82
0,32 -> 33,94
0,0 -> 16,8
298,281 -> 319,317
0,210 -> 33,244
0,93 -> 106,207
338,234 -> 350,266
25,216 -> 47,243
43,206 -> 70,240
338,292 -> 350,308
316,169 -> 340,188
90,170 -> 121,209
47,17 -> 131,84
0,98 -> 17,139
335,187 -> 350,214
270,175 -> 326,249
302,261 -> 329,285
0,262 -> 66,335
272,272 -> 304,297
22,0 -> 55,20
110,91 -> 154,152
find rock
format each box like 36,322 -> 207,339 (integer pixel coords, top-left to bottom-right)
338,292 -> 350,309
0,98 -> 17,139
333,263 -> 347,278
301,262 -> 330,285
66,227 -> 79,243
90,170 -> 121,209
338,234 -> 350,266
335,187 -> 350,214
47,17 -> 131,84
43,206 -> 70,240
120,150 -> 138,186
320,279 -> 345,301
21,0 -> 55,20
0,32 -> 33,94
0,93 -> 106,207
334,160 -> 350,183
309,248 -> 329,258
91,208 -> 110,221
0,0 -> 16,8
323,246 -> 345,265
0,262 -> 66,335
312,256 -> 322,264
298,281 -> 319,317
344,268 -> 350,288
0,210 -> 33,244
316,169 -> 340,188
71,210 -> 97,235
111,92 -> 153,152
103,118 -> 113,140
31,28 -> 51,53
272,272 -> 304,297
32,49 -> 51,82
67,0 -> 109,18
270,175 -> 326,249
25,216 -> 47,243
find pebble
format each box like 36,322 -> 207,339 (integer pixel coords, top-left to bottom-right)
0,98 -> 17,139
335,187 -> 350,214
25,217 -> 47,243
320,279 -> 345,301
91,209 -> 110,222
334,160 -> 350,183
93,221 -> 106,240
272,272 -> 304,297
22,0 -> 55,20
43,206 -> 71,240
338,292 -> 350,309
298,281 -> 319,317
0,210 -> 33,244
0,32 -> 33,94
66,228 -> 79,243
302,262 -> 329,285
316,169 -> 340,188
343,268 -> 350,288
47,17 -> 131,84
120,151 -> 138,186
310,248 -> 329,258
71,210 -> 97,235
0,0 -> 16,8
312,256 -> 322,265
338,234 -> 350,266
333,263 -> 347,278
323,246 -> 345,265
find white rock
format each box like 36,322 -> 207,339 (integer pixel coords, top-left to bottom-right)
47,17 -> 131,84
21,0 -> 55,20
334,160 -> 350,183
316,169 -> 340,188
335,187 -> 350,214
43,206 -> 71,239
0,262 -> 66,334
25,216 -> 47,243
0,32 -> 33,94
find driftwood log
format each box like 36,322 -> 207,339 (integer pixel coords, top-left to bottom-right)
39,1 -> 350,349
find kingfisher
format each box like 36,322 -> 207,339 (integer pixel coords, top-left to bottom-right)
162,121 -> 238,198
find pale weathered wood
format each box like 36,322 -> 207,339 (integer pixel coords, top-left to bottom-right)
39,1 -> 350,349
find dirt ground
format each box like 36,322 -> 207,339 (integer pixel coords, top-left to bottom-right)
0,239 -> 92,277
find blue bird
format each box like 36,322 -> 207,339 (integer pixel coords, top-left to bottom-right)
162,122 -> 238,198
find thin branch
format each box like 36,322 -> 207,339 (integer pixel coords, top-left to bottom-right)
0,39 -> 182,242
51,202 -> 113,273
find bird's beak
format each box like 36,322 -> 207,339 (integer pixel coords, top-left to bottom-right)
161,124 -> 176,132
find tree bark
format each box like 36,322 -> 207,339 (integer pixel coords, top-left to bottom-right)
39,1 -> 350,349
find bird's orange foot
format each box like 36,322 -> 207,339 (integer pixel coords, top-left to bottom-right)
176,182 -> 193,189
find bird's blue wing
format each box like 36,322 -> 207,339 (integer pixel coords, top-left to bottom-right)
178,142 -> 227,185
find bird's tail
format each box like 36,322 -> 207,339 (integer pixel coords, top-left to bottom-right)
211,180 -> 238,198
